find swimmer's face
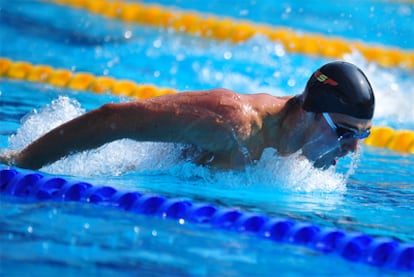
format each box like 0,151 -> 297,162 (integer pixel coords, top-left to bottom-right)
302,112 -> 372,169
328,112 -> 372,154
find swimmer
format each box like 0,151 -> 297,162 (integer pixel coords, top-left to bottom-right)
0,61 -> 374,170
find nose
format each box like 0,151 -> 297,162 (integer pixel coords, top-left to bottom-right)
340,139 -> 359,153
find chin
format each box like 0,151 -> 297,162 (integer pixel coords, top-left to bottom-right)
313,158 -> 338,170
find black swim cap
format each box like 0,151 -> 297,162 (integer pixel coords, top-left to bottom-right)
301,61 -> 375,119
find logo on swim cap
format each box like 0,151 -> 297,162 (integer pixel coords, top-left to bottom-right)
301,61 -> 375,119
314,70 -> 338,86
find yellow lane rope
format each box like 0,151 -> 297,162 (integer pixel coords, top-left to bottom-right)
47,0 -> 414,70
1,57 -> 413,154
0,58 -> 177,99
365,127 -> 414,154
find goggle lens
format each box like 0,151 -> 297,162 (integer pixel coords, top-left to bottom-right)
335,125 -> 370,140
323,113 -> 370,141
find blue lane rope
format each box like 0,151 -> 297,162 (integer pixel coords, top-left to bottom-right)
0,165 -> 413,272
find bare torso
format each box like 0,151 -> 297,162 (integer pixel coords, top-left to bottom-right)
132,88 -> 289,167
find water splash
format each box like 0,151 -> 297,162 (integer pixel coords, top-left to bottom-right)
341,144 -> 363,180
6,97 -> 346,193
344,51 -> 414,128
8,96 -> 85,150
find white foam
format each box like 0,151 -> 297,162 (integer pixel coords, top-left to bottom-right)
242,149 -> 346,193
344,52 -> 414,126
165,148 -> 346,201
43,140 -> 186,177
8,96 -> 85,150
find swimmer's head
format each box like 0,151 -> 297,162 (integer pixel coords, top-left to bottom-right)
298,61 -> 374,169
300,61 -> 375,119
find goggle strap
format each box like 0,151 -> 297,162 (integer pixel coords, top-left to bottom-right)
322,113 -> 338,132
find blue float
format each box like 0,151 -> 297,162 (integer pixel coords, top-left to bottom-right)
0,165 -> 413,272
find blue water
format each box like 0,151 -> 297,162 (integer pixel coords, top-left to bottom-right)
1,0 -> 414,276
149,0 -> 414,49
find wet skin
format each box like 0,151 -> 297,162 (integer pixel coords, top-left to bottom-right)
0,88 -> 371,170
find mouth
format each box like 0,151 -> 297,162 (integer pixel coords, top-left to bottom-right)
313,157 -> 337,170
338,150 -> 349,158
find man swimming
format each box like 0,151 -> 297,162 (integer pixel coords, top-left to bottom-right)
0,61 -> 374,170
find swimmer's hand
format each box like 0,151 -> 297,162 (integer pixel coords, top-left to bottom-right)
0,150 -> 18,166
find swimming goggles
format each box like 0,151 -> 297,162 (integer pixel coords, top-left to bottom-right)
322,113 -> 370,141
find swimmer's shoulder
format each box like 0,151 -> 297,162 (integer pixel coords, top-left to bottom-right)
243,93 -> 292,114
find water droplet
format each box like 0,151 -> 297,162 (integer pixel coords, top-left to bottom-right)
288,78 -> 296,87
239,9 -> 249,16
274,44 -> 285,57
153,39 -> 162,48
124,30 -> 132,39
224,51 -> 232,60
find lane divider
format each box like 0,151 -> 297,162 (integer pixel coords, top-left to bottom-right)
47,0 -> 414,70
366,127 -> 414,154
0,165 -> 413,272
1,57 -> 413,154
0,58 -> 177,99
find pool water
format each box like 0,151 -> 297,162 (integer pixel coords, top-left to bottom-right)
1,0 -> 413,275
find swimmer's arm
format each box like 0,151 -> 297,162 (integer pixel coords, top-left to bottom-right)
4,104 -> 130,169
6,97 -> 236,169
